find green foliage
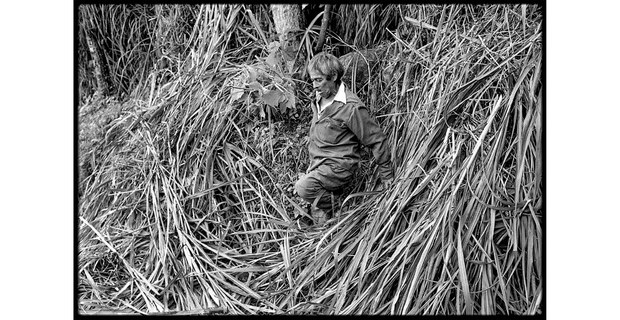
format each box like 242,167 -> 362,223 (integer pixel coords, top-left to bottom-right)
228,41 -> 300,121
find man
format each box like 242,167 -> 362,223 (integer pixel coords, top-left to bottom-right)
294,52 -> 394,225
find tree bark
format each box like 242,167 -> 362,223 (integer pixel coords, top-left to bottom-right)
270,4 -> 302,72
154,5 -> 171,83
314,4 -> 332,53
84,28 -> 109,97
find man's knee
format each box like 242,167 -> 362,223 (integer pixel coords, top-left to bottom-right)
294,178 -> 309,200
295,175 -> 317,201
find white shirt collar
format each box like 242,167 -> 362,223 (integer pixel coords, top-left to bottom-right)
333,82 -> 347,104
316,83 -> 347,115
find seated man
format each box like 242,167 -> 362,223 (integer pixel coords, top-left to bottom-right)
295,52 -> 394,225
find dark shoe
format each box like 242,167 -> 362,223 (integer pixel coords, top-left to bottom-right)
310,206 -> 329,225
297,214 -> 314,227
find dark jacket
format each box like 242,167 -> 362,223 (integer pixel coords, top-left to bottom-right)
308,86 -> 393,181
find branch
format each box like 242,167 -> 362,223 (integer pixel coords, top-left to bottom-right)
314,4 -> 332,53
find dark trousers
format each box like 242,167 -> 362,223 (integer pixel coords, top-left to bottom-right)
294,164 -> 354,211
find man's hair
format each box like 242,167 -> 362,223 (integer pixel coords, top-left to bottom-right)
307,52 -> 344,84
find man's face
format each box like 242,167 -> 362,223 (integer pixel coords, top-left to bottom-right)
309,70 -> 338,100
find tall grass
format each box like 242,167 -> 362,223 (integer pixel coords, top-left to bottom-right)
78,4 -> 542,315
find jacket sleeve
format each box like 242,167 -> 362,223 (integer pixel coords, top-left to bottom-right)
347,105 -> 394,181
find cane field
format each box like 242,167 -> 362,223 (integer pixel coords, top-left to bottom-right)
77,3 -> 543,315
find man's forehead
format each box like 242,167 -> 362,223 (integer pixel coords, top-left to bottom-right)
308,70 -> 324,79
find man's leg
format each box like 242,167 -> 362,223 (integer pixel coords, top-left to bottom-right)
295,164 -> 353,216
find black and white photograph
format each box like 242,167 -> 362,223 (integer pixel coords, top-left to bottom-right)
75,3 -> 544,315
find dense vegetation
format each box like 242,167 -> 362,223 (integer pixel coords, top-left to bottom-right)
78,4 -> 543,315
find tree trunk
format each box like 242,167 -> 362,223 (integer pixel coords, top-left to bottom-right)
84,28 -> 109,97
270,4 -> 302,72
154,5 -> 167,70
314,4 -> 332,53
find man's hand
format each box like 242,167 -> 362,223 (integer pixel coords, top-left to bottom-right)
372,177 -> 393,191
381,177 -> 394,190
